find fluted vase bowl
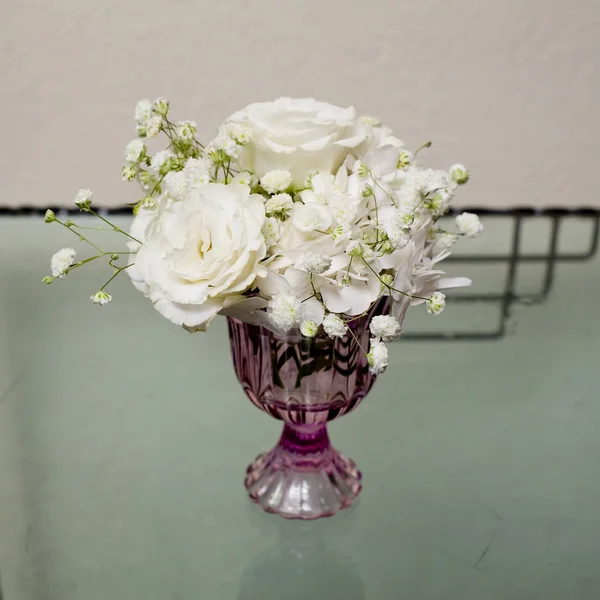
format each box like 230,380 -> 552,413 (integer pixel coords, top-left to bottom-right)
227,298 -> 388,520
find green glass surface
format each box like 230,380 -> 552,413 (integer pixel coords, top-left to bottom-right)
0,215 -> 599,599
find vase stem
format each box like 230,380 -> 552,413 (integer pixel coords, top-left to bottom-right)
244,423 -> 362,519
278,423 -> 330,458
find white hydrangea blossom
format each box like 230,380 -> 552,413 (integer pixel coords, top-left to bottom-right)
322,314 -> 347,338
427,291 -> 446,315
261,170 -> 293,194
134,99 -> 152,124
369,315 -> 402,341
268,293 -> 302,332
51,248 -> 76,278
456,212 -> 483,237
146,115 -> 162,138
125,139 -> 145,163
265,193 -> 293,219
262,217 -> 281,247
90,290 -> 112,305
367,337 -> 388,375
300,320 -> 319,338
150,150 -> 175,173
295,252 -> 332,275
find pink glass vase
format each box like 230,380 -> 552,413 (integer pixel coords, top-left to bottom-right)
227,298 -> 388,520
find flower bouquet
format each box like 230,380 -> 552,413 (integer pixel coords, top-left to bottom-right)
44,97 -> 481,519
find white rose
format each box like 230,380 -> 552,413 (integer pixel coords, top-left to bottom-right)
226,97 -> 366,187
133,184 -> 267,331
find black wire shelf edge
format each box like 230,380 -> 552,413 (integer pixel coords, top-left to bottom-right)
1,206 -> 599,217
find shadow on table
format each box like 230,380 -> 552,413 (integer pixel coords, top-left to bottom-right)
238,504 -> 365,600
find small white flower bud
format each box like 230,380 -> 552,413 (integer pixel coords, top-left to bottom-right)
121,166 -> 137,181
152,97 -> 170,117
369,315 -> 402,341
449,163 -> 469,184
261,170 -> 293,194
134,98 -> 152,124
265,193 -> 293,220
455,212 -> 483,237
322,314 -> 347,338
175,120 -> 197,140
300,320 -> 319,338
146,115 -> 162,138
125,139 -> 146,164
427,291 -> 446,316
90,290 -> 112,305
50,248 -> 76,278
74,189 -> 93,210
367,337 -> 388,375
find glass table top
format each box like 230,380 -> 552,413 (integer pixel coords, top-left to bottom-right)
0,211 -> 599,600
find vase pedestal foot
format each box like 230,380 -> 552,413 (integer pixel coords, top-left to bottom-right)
244,423 -> 362,520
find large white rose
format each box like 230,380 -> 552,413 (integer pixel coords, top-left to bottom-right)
227,97 -> 366,187
132,184 -> 267,331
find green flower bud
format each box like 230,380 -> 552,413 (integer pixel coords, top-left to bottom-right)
362,184 -> 374,198
44,209 -> 56,223
42,276 -> 53,284
152,97 -> 170,117
449,163 -> 469,185
380,240 -> 394,254
380,274 -> 394,287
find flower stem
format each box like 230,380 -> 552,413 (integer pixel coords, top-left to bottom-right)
100,264 -> 133,291
87,209 -> 142,244
369,171 -> 398,208
55,219 -> 103,252
361,258 -> 428,302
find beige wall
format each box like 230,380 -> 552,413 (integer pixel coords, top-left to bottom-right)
2,0 -> 598,209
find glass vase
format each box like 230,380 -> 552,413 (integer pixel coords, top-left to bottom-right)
227,298 -> 388,519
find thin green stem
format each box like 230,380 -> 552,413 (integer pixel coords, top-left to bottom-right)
369,172 -> 398,208
87,210 -> 142,244
100,264 -> 134,291
414,140 -> 432,155
361,258 -> 428,302
70,224 -> 113,232
346,324 -> 367,355
55,219 -> 103,252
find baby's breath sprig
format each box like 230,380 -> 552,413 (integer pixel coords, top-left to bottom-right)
42,191 -> 139,304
